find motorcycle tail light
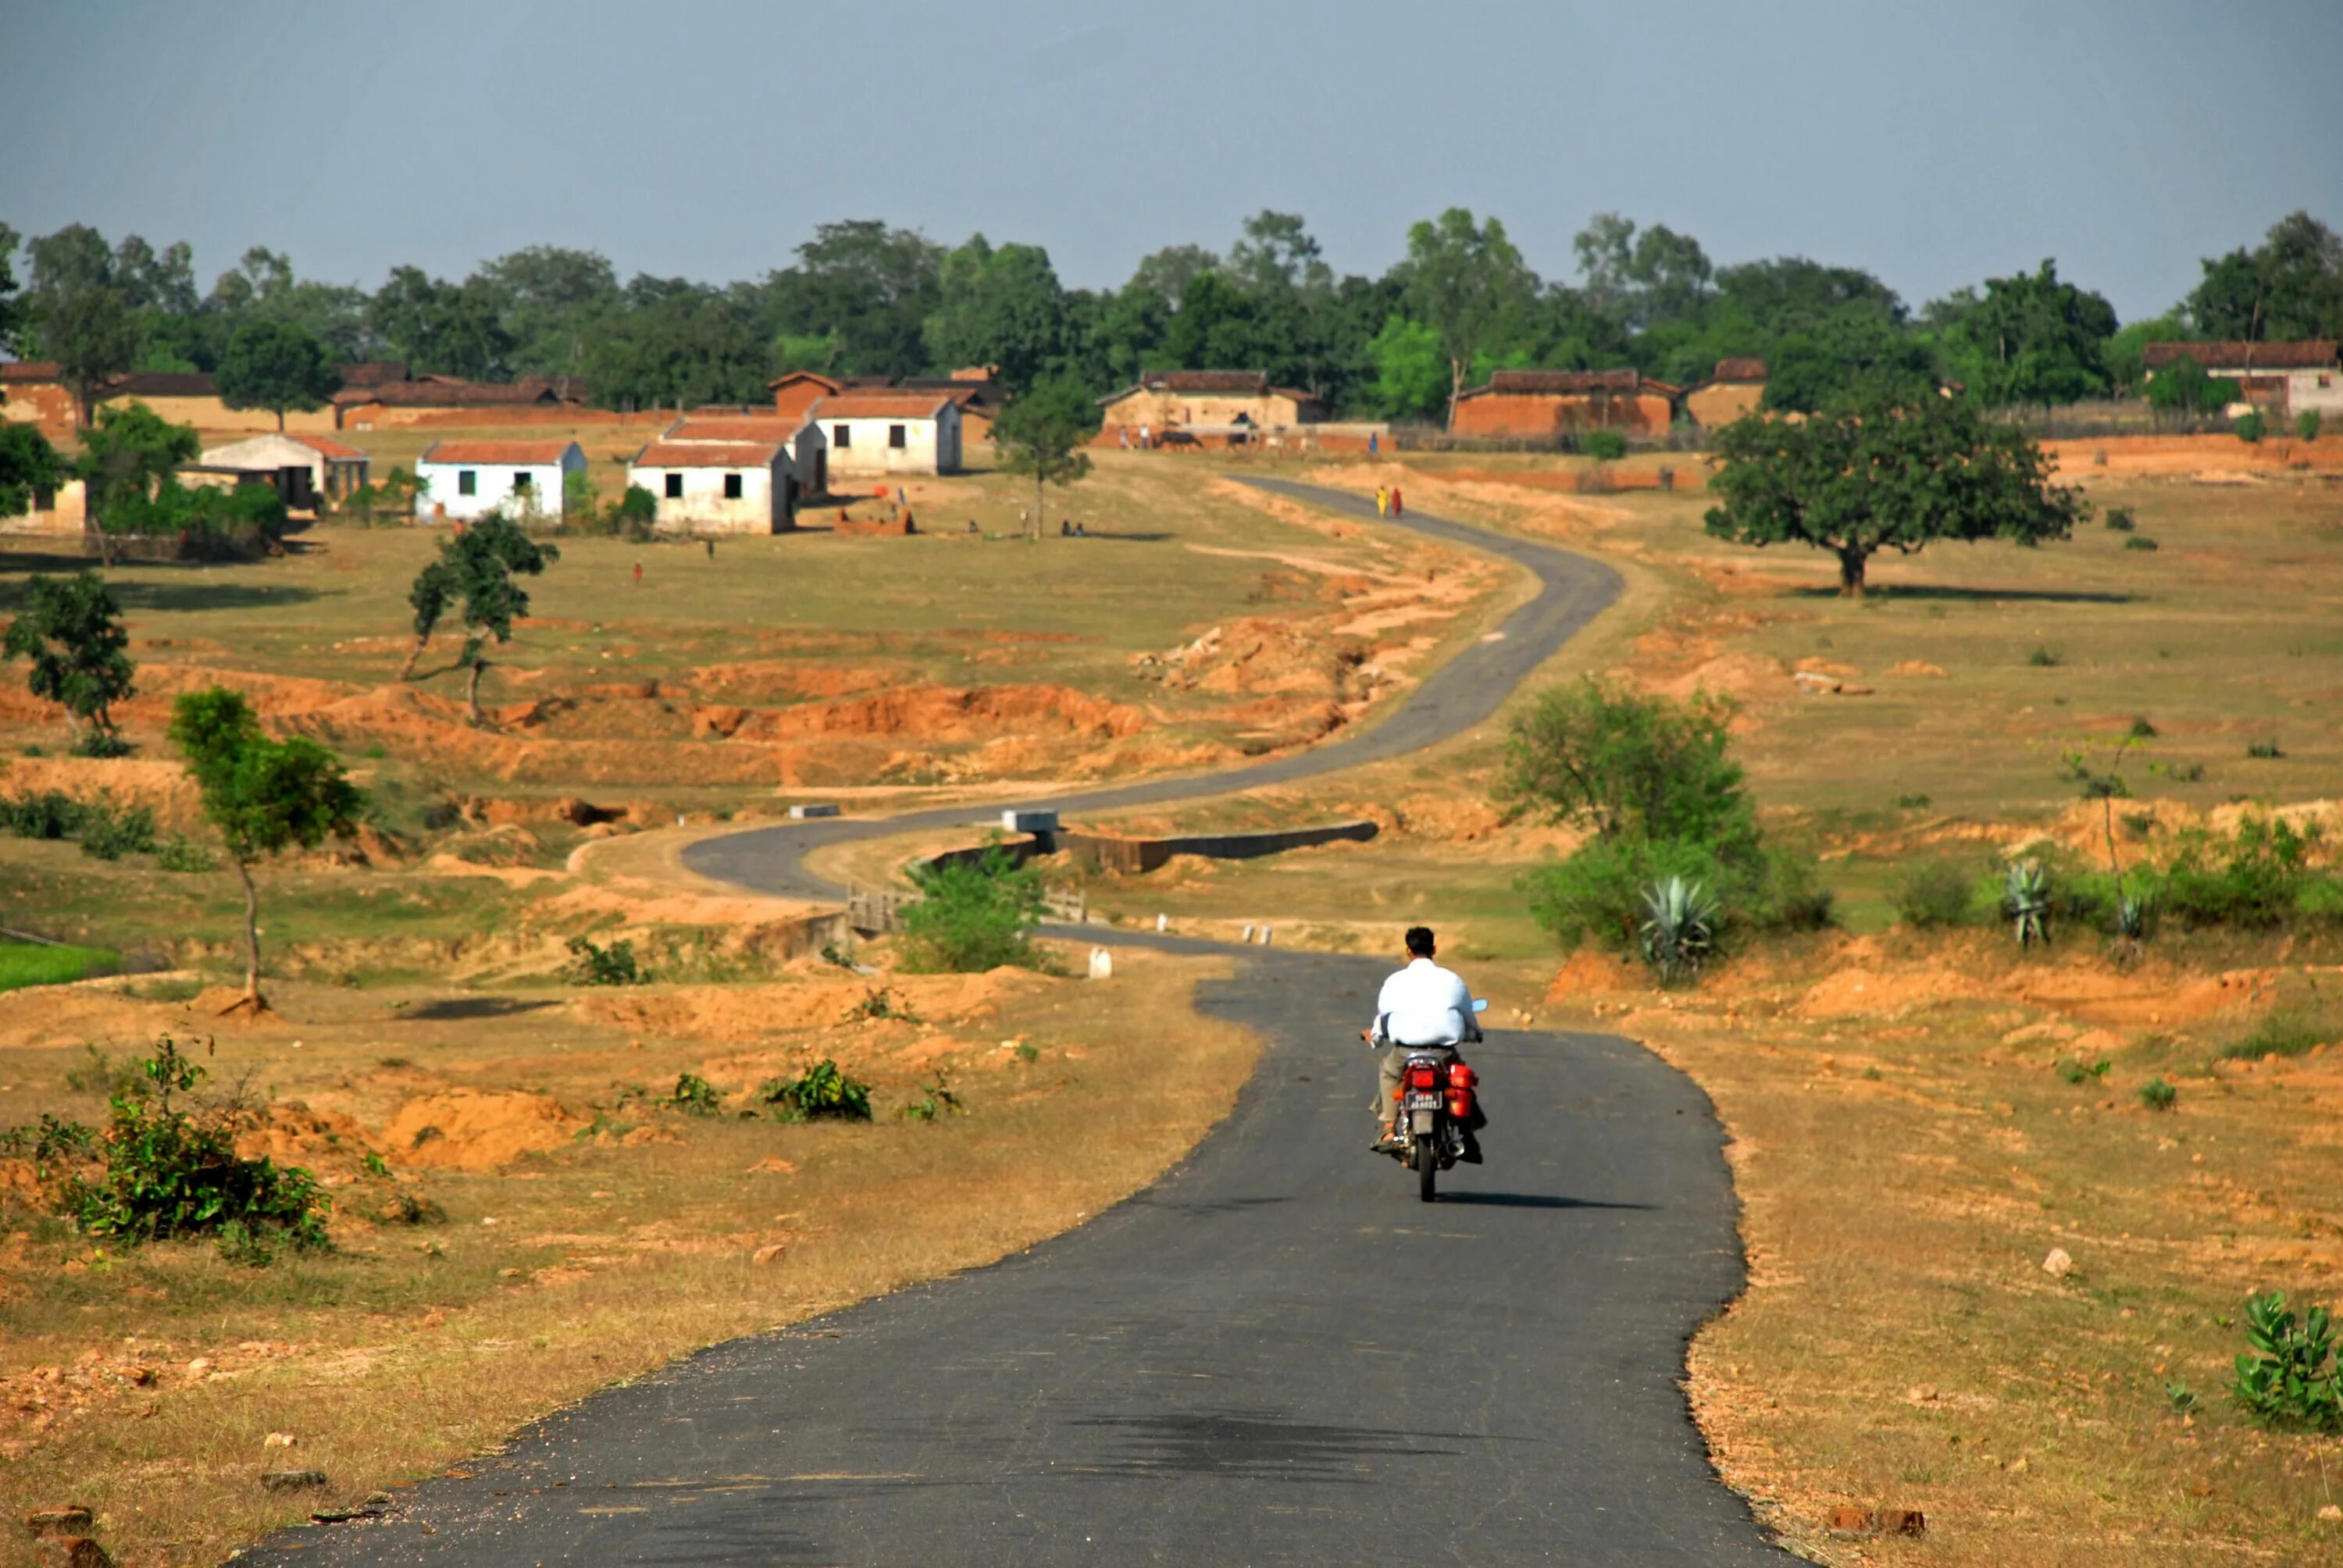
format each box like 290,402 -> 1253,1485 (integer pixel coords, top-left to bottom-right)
1406,1064 -> 1439,1089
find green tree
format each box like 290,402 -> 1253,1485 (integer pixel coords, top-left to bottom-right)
3,570 -> 135,753
1365,315 -> 1449,422
1125,244 -> 1221,313
168,687 -> 362,1010
923,235 -> 1068,392
1761,306 -> 1939,412
41,280 -> 140,428
765,220 -> 944,380
1705,391 -> 2085,596
427,515 -> 560,723
993,378 -> 1094,537
2187,212 -> 2343,340
1396,208 -> 1539,425
215,318 -> 341,430
1934,260 -> 2118,408
2104,312 -> 2188,394
0,422 -> 64,515
398,558 -> 458,679
2146,355 -> 2234,419
76,401 -> 198,566
0,223 -> 23,358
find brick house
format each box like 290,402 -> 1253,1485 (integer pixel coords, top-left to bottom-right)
2142,340 -> 2343,417
1681,358 -> 1768,429
1450,369 -> 1680,439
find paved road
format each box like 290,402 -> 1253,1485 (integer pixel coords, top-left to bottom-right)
672,477 -> 1621,901
253,483 -> 1789,1564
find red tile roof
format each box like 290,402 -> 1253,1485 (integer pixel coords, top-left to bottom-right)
1464,369 -> 1679,399
808,392 -> 953,419
1139,369 -> 1270,393
0,361 -> 61,382
664,415 -> 809,444
335,361 -> 411,387
419,440 -> 580,465
288,433 -> 366,460
765,370 -> 842,392
1710,358 -> 1768,382
2142,340 -> 2339,372
336,376 -> 581,408
633,441 -> 783,469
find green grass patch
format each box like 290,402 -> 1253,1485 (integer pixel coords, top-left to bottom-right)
0,940 -> 118,992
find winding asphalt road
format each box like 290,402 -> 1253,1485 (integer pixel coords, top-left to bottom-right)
253,483 -> 1791,1565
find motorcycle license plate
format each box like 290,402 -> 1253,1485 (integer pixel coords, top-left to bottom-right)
1402,1092 -> 1442,1112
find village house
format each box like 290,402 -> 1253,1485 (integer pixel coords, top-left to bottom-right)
1681,358 -> 1769,429
627,440 -> 795,533
899,374 -> 1006,446
1096,370 -> 1323,444
335,374 -> 590,430
0,365 -> 343,436
197,432 -> 371,510
769,370 -> 843,422
661,414 -> 829,498
1450,369 -> 1680,440
414,439 -> 585,522
2142,340 -> 2343,417
808,391 -> 961,477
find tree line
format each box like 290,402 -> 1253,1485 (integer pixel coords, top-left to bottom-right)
2,208 -> 2339,425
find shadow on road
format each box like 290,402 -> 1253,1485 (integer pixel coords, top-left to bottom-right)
1436,1192 -> 1655,1210
1788,583 -> 2135,604
398,998 -> 559,1021
1070,1409 -> 1469,1481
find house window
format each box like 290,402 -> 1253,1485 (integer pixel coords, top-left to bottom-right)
723,472 -> 744,500
665,472 -> 684,499
833,423 -> 851,447
889,423 -> 908,449
458,470 -> 477,497
512,472 -> 532,493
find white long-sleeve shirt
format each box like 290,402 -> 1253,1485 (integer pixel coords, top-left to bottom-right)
1372,957 -> 1474,1047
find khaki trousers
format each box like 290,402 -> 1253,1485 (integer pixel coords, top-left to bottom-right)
1375,1045 -> 1456,1124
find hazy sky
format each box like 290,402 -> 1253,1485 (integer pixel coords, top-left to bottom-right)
3,0 -> 2338,322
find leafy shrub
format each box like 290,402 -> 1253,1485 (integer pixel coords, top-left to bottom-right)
74,797 -> 158,861
2158,817 -> 2321,928
2127,715 -> 2158,739
565,935 -> 645,985
2234,409 -> 2266,445
1582,429 -> 1629,462
669,1072 -> 723,1115
101,475 -> 287,542
153,833 -> 217,872
897,845 -> 1045,973
756,1060 -> 872,1122
2004,861 -> 2052,946
1892,859 -> 1976,928
2246,737 -> 2284,759
898,1071 -> 964,1121
1639,876 -> 1717,985
2224,1011 -> 2333,1061
2124,535 -> 2159,551
2055,1055 -> 2111,1085
70,729 -> 133,758
2156,759 -> 2206,783
2139,1077 -> 2178,1111
2027,645 -> 2063,668
60,1036 -> 330,1260
0,789 -> 84,839
1892,793 -> 1932,810
2298,409 -> 2324,443
2103,507 -> 2135,533
2231,1290 -> 2341,1431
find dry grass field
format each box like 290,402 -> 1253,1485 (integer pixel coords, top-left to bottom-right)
0,946 -> 1252,1566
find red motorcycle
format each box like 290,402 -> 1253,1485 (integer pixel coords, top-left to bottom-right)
1385,1028 -> 1484,1202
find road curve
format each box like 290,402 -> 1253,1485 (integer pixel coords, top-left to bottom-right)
252,483 -> 1791,1564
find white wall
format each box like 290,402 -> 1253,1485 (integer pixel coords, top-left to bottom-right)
414,448 -> 584,522
823,405 -> 961,476
630,459 -> 787,534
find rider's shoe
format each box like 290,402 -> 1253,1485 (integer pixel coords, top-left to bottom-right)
1459,1132 -> 1485,1164
1371,1122 -> 1405,1153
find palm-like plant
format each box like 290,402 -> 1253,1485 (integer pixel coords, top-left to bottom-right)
2005,861 -> 2051,948
1639,875 -> 1720,985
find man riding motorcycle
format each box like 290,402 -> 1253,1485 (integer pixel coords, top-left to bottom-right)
1363,925 -> 1485,1160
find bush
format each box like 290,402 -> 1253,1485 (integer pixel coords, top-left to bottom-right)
2140,1077 -> 2178,1111
73,797 -> 158,861
1892,859 -> 1976,928
102,476 -> 287,543
2158,817 -> 2321,928
2027,645 -> 2063,668
669,1072 -> 723,1115
565,935 -> 645,985
2298,410 -> 2323,443
1639,876 -> 1717,984
2054,1055 -> 2111,1085
70,729 -> 133,758
2246,737 -> 2284,759
0,789 -> 84,839
2224,1010 -> 2333,1060
2234,409 -> 2266,445
2103,507 -> 2135,532
897,845 -> 1046,973
2003,861 -> 2052,946
2124,535 -> 2159,551
1582,429 -> 1629,462
2231,1290 -> 2341,1431
56,1036 -> 330,1260
756,1060 -> 872,1122
152,833 -> 217,872
897,1071 -> 964,1121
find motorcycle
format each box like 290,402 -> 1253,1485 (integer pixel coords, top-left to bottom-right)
1382,1000 -> 1486,1203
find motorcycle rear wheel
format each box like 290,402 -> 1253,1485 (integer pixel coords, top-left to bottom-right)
1414,1135 -> 1436,1203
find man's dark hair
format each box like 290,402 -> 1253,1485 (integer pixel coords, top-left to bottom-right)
1404,926 -> 1435,957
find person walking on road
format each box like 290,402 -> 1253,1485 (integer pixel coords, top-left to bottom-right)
632,561 -> 642,589
1390,486 -> 1403,518
1375,486 -> 1389,518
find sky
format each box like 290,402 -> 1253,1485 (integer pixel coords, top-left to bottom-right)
2,0 -> 2338,323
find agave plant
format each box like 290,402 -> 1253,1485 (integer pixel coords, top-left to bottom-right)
2115,888 -> 2152,941
2005,860 -> 2051,948
1639,875 -> 1720,985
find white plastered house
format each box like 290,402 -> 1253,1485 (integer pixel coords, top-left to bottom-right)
413,440 -> 586,522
